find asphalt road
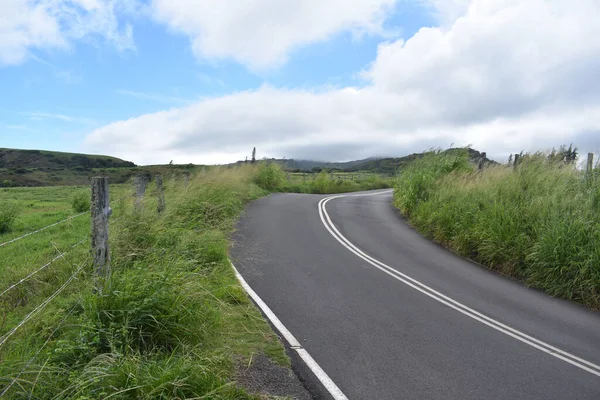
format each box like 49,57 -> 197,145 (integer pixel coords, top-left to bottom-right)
230,190 -> 600,399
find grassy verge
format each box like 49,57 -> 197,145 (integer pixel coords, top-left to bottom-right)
394,149 -> 600,309
0,168 -> 286,398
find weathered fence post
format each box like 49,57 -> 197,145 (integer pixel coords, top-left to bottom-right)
134,175 -> 147,209
156,175 -> 165,214
286,172 -> 290,182
587,153 -> 594,174
184,172 -> 190,188
513,154 -> 520,168
91,177 -> 111,293
330,172 -> 334,181
478,152 -> 487,171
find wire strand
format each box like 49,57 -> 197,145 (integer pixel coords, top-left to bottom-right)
0,213 -> 86,248
0,238 -> 87,299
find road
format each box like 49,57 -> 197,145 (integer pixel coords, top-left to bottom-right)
230,190 -> 600,399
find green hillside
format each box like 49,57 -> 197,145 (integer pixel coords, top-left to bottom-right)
0,148 -> 135,169
0,148 -> 200,187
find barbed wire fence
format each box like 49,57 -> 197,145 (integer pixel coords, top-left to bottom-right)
0,175 -> 168,397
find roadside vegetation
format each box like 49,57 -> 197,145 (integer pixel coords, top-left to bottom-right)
253,162 -> 392,193
394,148 -> 600,309
0,168 -> 289,398
0,162 -> 386,398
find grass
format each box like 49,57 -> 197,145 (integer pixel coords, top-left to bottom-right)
0,203 -> 20,235
254,162 -> 393,194
394,149 -> 600,308
0,163 -> 389,398
0,167 -> 284,398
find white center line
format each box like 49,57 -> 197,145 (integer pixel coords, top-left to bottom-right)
318,191 -> 600,378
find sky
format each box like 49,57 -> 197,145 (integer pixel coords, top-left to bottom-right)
1,0 -> 600,165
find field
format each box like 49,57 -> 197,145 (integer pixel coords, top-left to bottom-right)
394,149 -> 600,309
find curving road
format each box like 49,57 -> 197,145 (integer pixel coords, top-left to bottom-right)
230,190 -> 600,399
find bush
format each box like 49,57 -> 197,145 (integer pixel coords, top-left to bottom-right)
72,192 -> 90,213
0,202 -> 20,234
253,162 -> 286,191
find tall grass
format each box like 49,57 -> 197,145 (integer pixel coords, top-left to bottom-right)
0,202 -> 20,234
0,167 -> 282,398
254,162 -> 393,194
395,150 -> 600,308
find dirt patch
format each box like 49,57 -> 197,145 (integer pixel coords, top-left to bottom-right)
236,353 -> 313,400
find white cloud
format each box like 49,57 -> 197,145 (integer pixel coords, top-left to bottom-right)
86,0 -> 600,164
0,0 -> 137,66
151,0 -> 398,70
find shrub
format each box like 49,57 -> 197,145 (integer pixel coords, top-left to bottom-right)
253,162 -> 286,191
72,192 -> 90,213
0,202 -> 20,234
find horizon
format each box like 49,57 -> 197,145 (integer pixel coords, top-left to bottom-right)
2,1 -> 600,165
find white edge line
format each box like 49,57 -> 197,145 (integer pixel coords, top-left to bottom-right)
318,193 -> 600,378
230,261 -> 349,400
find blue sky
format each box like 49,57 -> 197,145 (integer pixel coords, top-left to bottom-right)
2,0 -> 599,164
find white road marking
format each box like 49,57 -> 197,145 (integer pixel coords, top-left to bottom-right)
318,191 -> 600,378
230,261 -> 349,400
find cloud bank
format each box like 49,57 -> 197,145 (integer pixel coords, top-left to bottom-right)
83,0 -> 600,164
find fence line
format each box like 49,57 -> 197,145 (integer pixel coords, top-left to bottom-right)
0,238 -> 87,299
0,203 -> 124,300
0,263 -> 86,350
0,212 -> 87,248
0,304 -> 77,397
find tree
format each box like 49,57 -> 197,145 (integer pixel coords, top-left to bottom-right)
251,147 -> 256,164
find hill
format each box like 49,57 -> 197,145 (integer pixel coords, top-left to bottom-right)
0,148 -> 201,187
346,148 -> 493,174
0,148 -> 135,169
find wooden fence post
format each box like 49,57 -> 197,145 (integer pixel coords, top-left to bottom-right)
134,175 -> 146,209
156,175 -> 165,214
91,177 -> 111,293
513,154 -> 520,168
184,172 -> 190,188
587,153 -> 594,174
478,152 -> 487,171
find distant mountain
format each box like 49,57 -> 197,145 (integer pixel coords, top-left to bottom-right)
241,148 -> 493,175
0,148 -> 136,169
